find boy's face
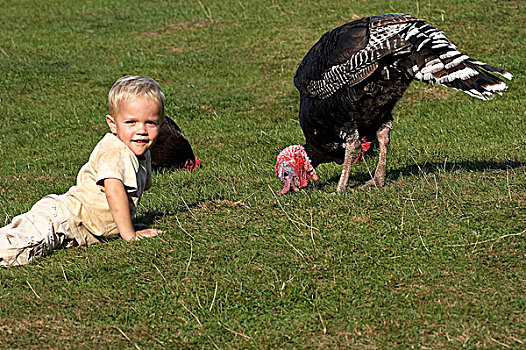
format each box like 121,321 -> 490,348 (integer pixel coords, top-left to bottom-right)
106,96 -> 161,157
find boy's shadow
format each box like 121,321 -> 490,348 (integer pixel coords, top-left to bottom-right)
133,198 -> 203,230
314,159 -> 524,191
133,211 -> 175,230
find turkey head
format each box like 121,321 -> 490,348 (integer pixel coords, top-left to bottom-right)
275,145 -> 319,194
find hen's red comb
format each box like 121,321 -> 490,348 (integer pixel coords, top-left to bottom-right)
184,156 -> 200,171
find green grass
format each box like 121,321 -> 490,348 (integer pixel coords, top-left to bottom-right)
0,0 -> 525,348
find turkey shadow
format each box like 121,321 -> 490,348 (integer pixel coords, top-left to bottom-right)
318,159 -> 524,191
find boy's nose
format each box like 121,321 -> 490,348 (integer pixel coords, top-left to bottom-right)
137,123 -> 147,133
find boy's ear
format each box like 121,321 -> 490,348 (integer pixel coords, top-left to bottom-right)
105,115 -> 117,134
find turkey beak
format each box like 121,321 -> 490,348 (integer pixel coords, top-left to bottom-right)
280,178 -> 293,195
281,176 -> 301,195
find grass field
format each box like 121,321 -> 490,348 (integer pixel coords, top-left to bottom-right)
0,0 -> 525,348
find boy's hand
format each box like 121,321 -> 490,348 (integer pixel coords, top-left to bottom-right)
136,228 -> 164,240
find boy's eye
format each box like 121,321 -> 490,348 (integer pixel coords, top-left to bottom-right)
125,120 -> 136,124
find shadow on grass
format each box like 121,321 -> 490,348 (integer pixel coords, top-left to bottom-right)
134,195 -> 224,227
317,158 -> 525,190
134,211 -> 175,229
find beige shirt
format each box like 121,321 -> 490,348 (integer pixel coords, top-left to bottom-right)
59,133 -> 152,240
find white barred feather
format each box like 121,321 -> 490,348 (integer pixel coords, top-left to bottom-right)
401,20 -> 512,100
444,55 -> 469,69
437,67 -> 479,83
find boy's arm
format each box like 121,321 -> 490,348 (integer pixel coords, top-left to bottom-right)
103,178 -> 162,242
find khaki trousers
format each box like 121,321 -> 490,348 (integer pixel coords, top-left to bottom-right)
0,195 -> 80,267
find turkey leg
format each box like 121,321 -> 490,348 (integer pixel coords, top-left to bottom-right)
336,132 -> 362,193
365,122 -> 392,186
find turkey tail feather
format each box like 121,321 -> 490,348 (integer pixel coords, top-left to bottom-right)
414,55 -> 511,100
467,58 -> 513,80
405,22 -> 512,100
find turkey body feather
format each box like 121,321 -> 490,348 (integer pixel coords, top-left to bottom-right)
150,116 -> 200,171
275,13 -> 512,194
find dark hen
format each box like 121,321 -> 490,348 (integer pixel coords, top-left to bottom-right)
150,116 -> 200,170
275,13 -> 512,194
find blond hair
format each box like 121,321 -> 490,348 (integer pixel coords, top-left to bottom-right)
108,75 -> 165,118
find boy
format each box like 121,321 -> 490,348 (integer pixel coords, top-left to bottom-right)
0,75 -> 164,267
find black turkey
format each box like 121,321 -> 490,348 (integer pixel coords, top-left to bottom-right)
275,13 -> 512,194
150,115 -> 200,170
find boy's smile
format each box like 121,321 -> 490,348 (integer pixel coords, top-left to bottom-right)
106,96 -> 161,157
